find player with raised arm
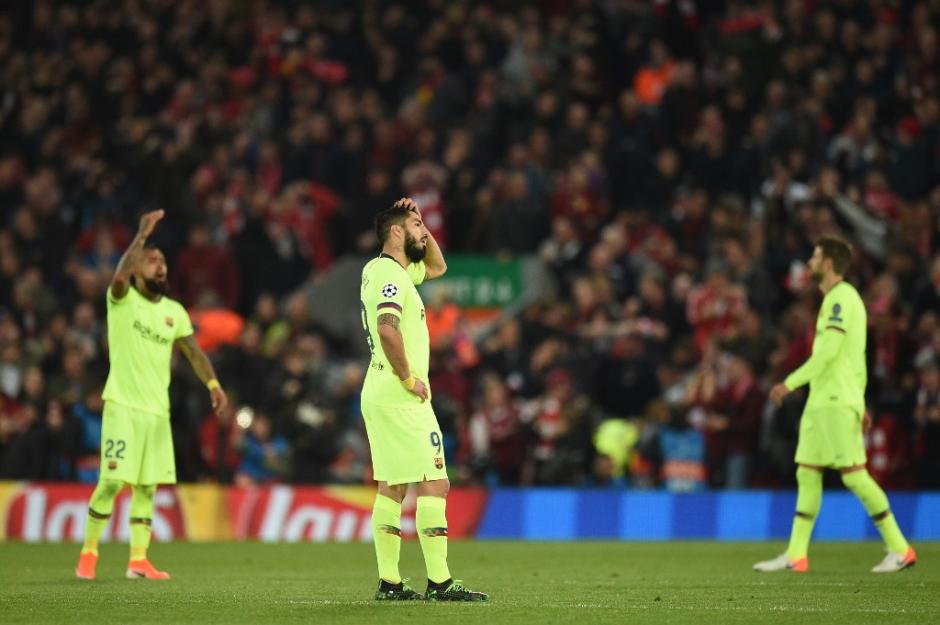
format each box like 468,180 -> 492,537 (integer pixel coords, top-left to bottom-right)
754,237 -> 916,574
76,210 -> 228,580
360,198 -> 488,602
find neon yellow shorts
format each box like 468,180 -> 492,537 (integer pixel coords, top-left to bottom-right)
99,401 -> 177,485
361,399 -> 447,486
794,407 -> 867,468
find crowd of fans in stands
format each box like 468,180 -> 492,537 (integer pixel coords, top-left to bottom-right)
1,0 -> 939,490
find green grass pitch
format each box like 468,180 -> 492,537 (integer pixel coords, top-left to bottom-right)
1,542 -> 938,624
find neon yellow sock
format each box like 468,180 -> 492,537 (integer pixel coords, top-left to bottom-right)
82,479 -> 123,555
129,485 -> 156,561
416,496 -> 450,584
371,495 -> 402,584
842,470 -> 909,554
786,467 -> 822,560
82,516 -> 108,556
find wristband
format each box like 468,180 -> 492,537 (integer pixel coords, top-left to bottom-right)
207,379 -> 221,391
400,375 -> 416,391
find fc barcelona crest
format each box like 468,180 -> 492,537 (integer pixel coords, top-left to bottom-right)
165,316 -> 175,328
434,457 -> 444,470
108,460 -> 118,471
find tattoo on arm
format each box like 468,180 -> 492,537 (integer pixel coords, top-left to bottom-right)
111,234 -> 146,298
377,314 -> 400,329
377,313 -> 409,379
176,335 -> 218,384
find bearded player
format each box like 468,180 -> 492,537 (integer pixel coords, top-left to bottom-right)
76,210 -> 228,580
754,237 -> 916,573
360,198 -> 488,601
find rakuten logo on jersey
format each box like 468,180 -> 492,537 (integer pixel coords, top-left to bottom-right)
4,484 -> 184,542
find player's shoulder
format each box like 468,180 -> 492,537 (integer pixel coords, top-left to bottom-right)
109,284 -> 139,302
364,255 -> 405,280
824,280 -> 858,300
834,281 -> 864,307
823,281 -> 864,321
159,294 -> 188,315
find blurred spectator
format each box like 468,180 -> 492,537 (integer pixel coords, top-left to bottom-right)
913,363 -> 940,489
1,0 -> 939,490
634,39 -> 677,106
686,264 -> 747,352
594,335 -> 660,420
519,367 -> 594,485
867,411 -> 915,491
215,323 -> 276,409
468,372 -> 526,486
173,222 -> 240,311
233,410 -> 289,487
701,352 -> 764,489
591,418 -> 639,487
644,401 -> 707,493
69,382 -> 105,484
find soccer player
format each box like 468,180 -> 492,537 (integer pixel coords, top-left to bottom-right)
754,237 -> 916,573
360,198 -> 488,602
76,210 -> 228,580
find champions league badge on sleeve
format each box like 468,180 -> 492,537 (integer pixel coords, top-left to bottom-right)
829,303 -> 843,322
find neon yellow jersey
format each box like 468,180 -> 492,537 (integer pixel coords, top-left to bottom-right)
785,281 -> 867,415
360,255 -> 428,406
102,286 -> 194,416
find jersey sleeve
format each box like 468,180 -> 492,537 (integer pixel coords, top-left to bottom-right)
372,262 -> 409,319
175,304 -> 195,339
106,285 -> 129,308
784,292 -> 848,390
406,261 -> 427,286
784,329 -> 846,390
822,296 -> 848,335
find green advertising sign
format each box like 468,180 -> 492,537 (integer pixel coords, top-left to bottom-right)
419,255 -> 523,308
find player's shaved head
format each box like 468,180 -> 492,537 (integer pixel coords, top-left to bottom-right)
815,236 -> 852,276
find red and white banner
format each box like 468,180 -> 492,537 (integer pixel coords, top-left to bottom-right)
0,482 -> 488,543
0,483 -> 184,542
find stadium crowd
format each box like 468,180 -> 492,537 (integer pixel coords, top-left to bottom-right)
0,0 -> 939,490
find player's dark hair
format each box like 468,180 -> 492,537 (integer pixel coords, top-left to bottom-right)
143,240 -> 163,254
816,236 -> 852,276
374,204 -> 412,245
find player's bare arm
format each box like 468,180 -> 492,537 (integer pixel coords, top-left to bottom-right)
377,312 -> 429,401
175,334 -> 229,415
394,197 -> 447,280
111,209 -> 164,299
421,226 -> 447,281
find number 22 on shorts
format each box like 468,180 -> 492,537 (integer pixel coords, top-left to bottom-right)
104,438 -> 126,459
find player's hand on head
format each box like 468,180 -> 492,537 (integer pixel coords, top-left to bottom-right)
394,197 -> 420,216
138,209 -> 165,237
